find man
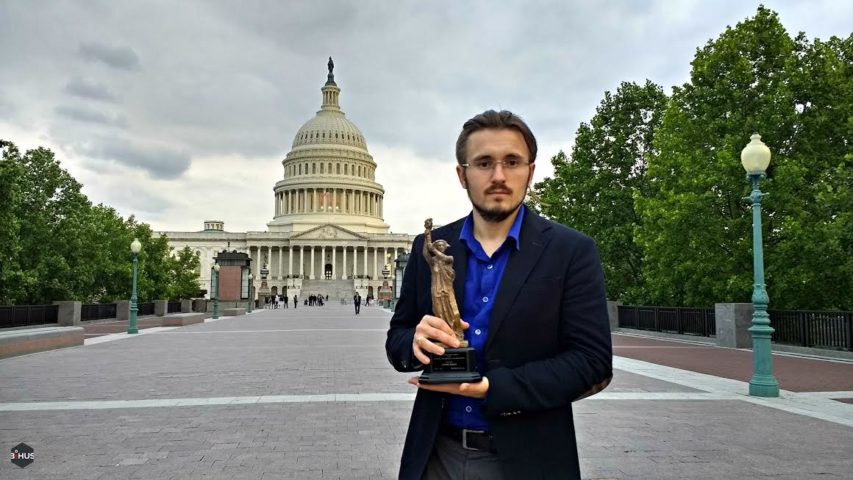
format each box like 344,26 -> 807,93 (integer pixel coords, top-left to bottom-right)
354,292 -> 362,315
292,294 -> 297,309
386,110 -> 612,479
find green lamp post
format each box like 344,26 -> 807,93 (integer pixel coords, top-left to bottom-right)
247,273 -> 254,313
128,238 -> 142,334
741,133 -> 780,398
212,263 -> 221,320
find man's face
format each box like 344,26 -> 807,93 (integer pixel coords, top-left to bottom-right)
456,128 -> 535,223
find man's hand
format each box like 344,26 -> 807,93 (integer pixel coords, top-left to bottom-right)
412,315 -> 468,364
408,376 -> 490,399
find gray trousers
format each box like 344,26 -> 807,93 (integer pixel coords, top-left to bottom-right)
423,434 -> 504,480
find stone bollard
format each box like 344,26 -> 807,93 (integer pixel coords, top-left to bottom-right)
180,299 -> 192,313
53,301 -> 82,326
606,300 -> 621,332
154,300 -> 168,317
116,300 -> 130,321
715,303 -> 753,348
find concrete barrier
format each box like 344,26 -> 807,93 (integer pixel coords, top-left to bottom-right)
222,308 -> 246,317
162,313 -> 206,327
0,327 -> 85,359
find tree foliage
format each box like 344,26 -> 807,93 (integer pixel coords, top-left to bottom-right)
0,141 -> 201,305
536,6 -> 851,310
636,7 -> 851,309
534,81 -> 668,301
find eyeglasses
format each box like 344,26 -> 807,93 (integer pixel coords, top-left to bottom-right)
461,159 -> 531,173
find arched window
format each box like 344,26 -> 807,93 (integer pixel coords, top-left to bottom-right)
298,164 -> 302,175
336,163 -> 341,174
320,163 -> 324,174
344,164 -> 348,175
358,165 -> 361,177
328,162 -> 332,173
312,163 -> 316,174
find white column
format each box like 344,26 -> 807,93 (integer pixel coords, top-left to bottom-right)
278,247 -> 283,279
310,245 -> 315,279
313,189 -> 317,212
373,247 -> 378,279
342,247 -> 347,279
332,246 -> 337,279
300,246 -> 305,276
363,247 -> 368,278
288,246 -> 293,276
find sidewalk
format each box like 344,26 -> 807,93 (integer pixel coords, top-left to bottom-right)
0,304 -> 850,479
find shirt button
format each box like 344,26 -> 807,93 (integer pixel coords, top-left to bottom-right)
475,329 -> 481,335
487,264 -> 493,270
465,406 -> 472,413
482,297 -> 488,303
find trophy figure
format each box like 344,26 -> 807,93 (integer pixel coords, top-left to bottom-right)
418,218 -> 482,384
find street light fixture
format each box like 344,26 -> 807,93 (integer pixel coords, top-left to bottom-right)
247,273 -> 254,313
741,133 -> 779,398
128,238 -> 142,334
212,263 -> 221,320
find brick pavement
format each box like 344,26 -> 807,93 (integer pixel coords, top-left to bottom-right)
0,304 -> 851,479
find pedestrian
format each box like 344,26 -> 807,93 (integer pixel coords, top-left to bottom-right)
293,295 -> 297,309
385,110 -> 612,479
353,292 -> 361,315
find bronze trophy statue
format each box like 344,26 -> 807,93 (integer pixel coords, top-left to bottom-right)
418,218 -> 482,384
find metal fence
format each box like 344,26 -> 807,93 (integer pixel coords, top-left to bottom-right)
0,305 -> 59,328
137,302 -> 155,316
167,301 -> 182,313
81,303 -> 117,321
770,310 -> 853,351
618,305 -> 716,337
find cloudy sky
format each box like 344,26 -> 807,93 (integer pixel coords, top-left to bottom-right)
1,1 -> 850,236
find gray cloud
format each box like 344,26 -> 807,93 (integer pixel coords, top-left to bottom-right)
64,77 -> 117,102
79,42 -> 140,70
55,105 -> 127,128
79,137 -> 191,180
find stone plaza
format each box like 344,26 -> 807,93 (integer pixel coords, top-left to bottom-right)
1,303 -> 851,479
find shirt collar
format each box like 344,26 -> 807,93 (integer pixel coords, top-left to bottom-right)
459,204 -> 526,252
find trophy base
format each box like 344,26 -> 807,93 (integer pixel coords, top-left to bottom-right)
419,347 -> 482,385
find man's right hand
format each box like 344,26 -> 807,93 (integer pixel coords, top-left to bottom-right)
412,315 -> 465,364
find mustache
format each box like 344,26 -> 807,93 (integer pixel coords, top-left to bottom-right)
485,186 -> 512,194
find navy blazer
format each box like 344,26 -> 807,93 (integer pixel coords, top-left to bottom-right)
386,210 -> 612,480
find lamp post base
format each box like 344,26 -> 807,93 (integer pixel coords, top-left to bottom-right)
749,376 -> 780,397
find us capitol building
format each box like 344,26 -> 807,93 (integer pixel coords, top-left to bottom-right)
159,59 -> 413,302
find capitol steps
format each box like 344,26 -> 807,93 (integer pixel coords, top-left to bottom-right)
299,279 -> 356,303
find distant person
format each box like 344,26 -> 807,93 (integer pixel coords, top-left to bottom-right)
293,295 -> 297,309
353,293 -> 361,315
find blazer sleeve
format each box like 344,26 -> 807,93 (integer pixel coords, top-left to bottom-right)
483,234 -> 613,415
385,233 -> 426,372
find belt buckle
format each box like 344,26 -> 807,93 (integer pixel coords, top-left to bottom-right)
461,429 -> 486,451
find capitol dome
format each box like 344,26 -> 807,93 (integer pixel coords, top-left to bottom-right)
268,58 -> 389,235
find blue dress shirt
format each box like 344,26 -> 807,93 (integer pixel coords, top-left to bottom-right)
445,205 -> 526,431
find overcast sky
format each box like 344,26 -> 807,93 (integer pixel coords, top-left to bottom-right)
1,1 -> 850,236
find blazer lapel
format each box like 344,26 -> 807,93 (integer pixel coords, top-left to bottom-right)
486,212 -> 551,351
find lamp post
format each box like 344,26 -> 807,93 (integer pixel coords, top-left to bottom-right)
247,273 -> 254,313
741,133 -> 780,398
128,238 -> 142,334
212,263 -> 221,320
393,252 -> 409,300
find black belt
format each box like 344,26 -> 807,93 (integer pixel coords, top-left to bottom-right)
439,424 -> 497,453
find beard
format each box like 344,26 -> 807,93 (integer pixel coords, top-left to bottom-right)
467,186 -> 527,223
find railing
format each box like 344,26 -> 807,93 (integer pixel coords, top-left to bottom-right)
167,301 -> 182,313
0,305 -> 59,328
771,310 -> 852,351
618,305 -> 716,337
137,302 -> 155,316
81,303 -> 117,321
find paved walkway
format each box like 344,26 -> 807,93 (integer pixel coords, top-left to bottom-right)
1,304 -> 851,479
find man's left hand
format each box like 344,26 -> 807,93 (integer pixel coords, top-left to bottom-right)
408,376 -> 489,399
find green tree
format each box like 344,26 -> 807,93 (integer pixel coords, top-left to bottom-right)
0,140 -> 205,305
636,7 -> 851,309
168,246 -> 202,299
534,81 -> 668,301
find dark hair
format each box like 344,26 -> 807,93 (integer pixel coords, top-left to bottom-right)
454,110 -> 537,165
